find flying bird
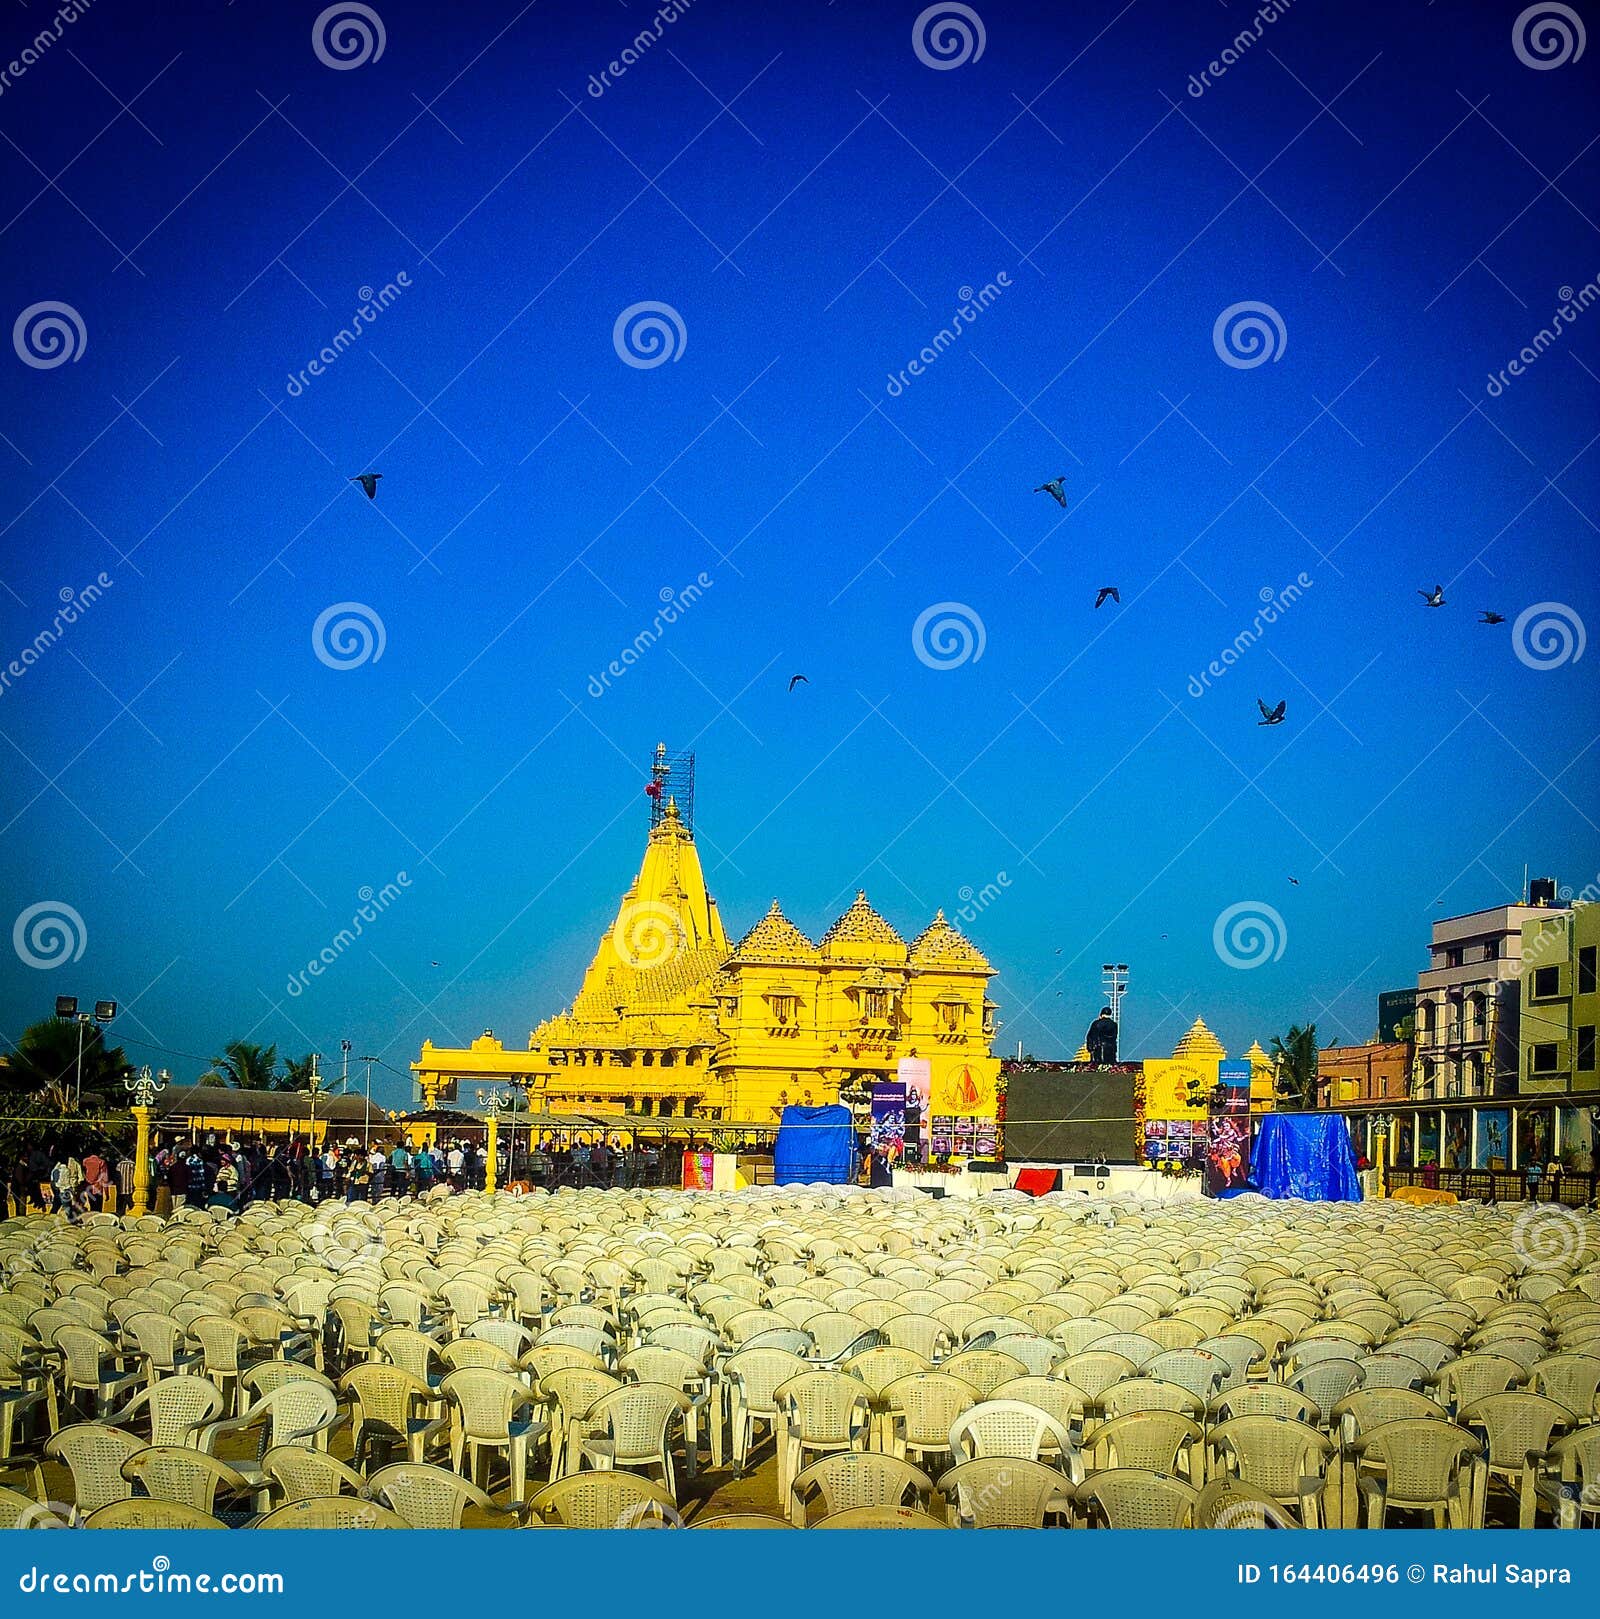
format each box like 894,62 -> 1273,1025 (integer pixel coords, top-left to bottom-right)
788,674 -> 809,692
1094,586 -> 1120,610
1257,698 -> 1286,726
1419,584 -> 1445,607
430,960 -> 440,967
1034,477 -> 1068,508
1288,877 -> 1300,886
1479,611 -> 1505,625
351,473 -> 382,499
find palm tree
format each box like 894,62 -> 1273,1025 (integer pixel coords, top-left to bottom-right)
4,1017 -> 131,1103
279,1053 -> 318,1092
209,1040 -> 280,1090
1270,1023 -> 1320,1110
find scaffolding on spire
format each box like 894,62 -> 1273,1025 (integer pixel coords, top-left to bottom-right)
647,743 -> 696,832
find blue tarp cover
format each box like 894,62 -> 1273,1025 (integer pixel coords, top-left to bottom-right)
773,1103 -> 856,1185
1251,1113 -> 1363,1201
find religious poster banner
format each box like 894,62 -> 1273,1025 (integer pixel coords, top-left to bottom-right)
1417,1113 -> 1440,1167
897,1058 -> 931,1164
681,1149 -> 714,1190
1206,1114 -> 1251,1193
1140,1059 -> 1214,1124
870,1081 -> 907,1179
1476,1108 -> 1511,1169
1217,1060 -> 1252,1113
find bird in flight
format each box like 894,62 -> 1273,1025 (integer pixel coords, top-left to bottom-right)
788,674 -> 809,692
1479,611 -> 1505,625
1034,477 -> 1067,508
1094,586 -> 1120,610
351,473 -> 382,499
1257,698 -> 1286,726
1419,584 -> 1445,607
1288,877 -> 1300,886
430,960 -> 440,967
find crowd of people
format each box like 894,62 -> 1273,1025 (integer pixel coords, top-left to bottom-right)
5,1130 -> 680,1218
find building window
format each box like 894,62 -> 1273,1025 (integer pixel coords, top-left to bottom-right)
1446,947 -> 1464,968
1531,1043 -> 1560,1075
765,992 -> 798,1025
1532,966 -> 1560,1000
1579,1025 -> 1596,1072
1483,939 -> 1499,961
1580,946 -> 1596,996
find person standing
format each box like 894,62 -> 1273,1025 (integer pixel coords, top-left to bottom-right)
389,1140 -> 413,1198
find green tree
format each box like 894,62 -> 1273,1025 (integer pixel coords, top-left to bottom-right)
209,1040 -> 280,1090
279,1053 -> 318,1092
3,1017 -> 131,1103
1270,1023 -> 1320,1110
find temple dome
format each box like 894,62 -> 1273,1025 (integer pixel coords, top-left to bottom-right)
1071,1043 -> 1092,1062
1172,1016 -> 1227,1061
909,909 -> 991,968
820,891 -> 906,958
732,899 -> 818,961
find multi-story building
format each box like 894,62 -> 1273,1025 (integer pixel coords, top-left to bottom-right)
1520,902 -> 1600,1094
1412,891 -> 1568,1098
1316,1040 -> 1412,1108
412,760 -> 1000,1123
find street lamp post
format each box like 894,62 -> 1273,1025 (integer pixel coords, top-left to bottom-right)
123,1064 -> 169,1217
54,996 -> 118,1109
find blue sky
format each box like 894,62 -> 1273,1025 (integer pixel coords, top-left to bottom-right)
0,0 -> 1595,1107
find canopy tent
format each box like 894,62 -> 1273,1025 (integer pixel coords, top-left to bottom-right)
773,1103 -> 857,1185
1249,1113 -> 1362,1201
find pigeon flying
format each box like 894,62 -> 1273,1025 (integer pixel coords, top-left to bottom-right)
1479,611 -> 1505,625
788,674 -> 809,692
1257,698 -> 1287,726
1094,587 -> 1120,610
1419,584 -> 1445,607
351,473 -> 382,499
1034,477 -> 1068,508
1288,877 -> 1300,886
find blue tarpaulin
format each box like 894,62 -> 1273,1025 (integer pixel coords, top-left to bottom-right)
1251,1113 -> 1363,1201
773,1103 -> 857,1185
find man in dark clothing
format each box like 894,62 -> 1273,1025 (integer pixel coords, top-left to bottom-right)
589,1138 -> 612,1188
26,1145 -> 53,1211
1085,1007 -> 1119,1065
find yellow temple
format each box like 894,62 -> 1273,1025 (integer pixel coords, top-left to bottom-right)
412,757 -> 1000,1122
